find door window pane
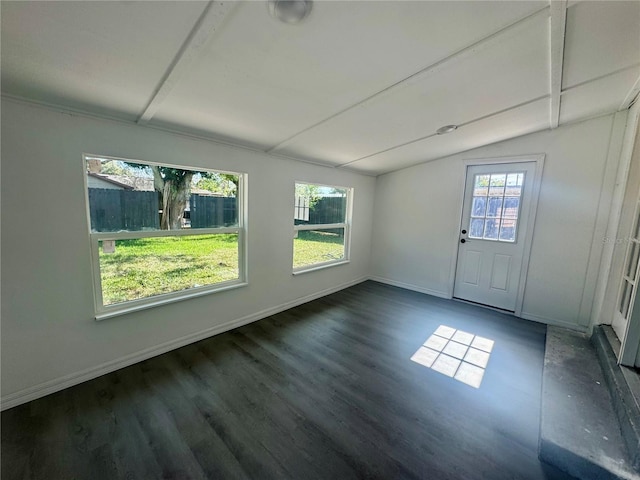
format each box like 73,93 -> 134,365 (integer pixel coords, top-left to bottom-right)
499,219 -> 517,242
487,197 -> 503,218
474,175 -> 490,196
483,219 -> 500,240
470,219 -> 484,238
471,197 -> 487,217
489,174 -> 506,196
620,279 -> 633,318
503,197 -> 520,218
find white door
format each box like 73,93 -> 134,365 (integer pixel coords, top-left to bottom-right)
613,188 -> 640,365
454,162 -> 536,311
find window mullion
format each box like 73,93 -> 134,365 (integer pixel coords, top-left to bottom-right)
294,222 -> 346,232
92,227 -> 239,241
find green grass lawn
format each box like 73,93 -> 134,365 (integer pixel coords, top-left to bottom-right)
99,230 -> 344,305
293,230 -> 345,269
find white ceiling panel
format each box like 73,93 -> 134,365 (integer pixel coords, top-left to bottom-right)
344,97 -> 550,175
1,1 -> 638,176
272,11 -> 550,164
1,1 -> 208,119
151,1 -> 547,149
559,67 -> 640,124
563,1 -> 640,89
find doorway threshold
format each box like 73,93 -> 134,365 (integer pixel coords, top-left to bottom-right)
452,297 -> 515,315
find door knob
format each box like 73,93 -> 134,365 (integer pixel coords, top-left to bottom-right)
460,239 -> 466,244
461,229 -> 467,234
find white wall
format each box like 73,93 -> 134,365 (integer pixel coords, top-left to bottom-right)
371,113 -> 626,331
0,98 -> 375,408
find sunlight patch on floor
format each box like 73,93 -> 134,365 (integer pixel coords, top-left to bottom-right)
411,325 -> 494,388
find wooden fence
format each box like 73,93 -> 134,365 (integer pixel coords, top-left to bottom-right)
189,195 -> 237,228
294,196 -> 346,225
89,189 -> 345,232
88,189 -> 159,232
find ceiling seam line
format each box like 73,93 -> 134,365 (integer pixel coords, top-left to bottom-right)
549,0 -> 568,129
336,94 -> 550,168
265,5 -> 551,154
2,94 -> 344,171
561,63 -> 640,94
137,1 -> 237,125
371,110 -> 625,176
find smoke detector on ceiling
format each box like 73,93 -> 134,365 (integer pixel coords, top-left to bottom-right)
268,0 -> 313,24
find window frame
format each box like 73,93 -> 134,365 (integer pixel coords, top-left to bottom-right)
83,154 -> 247,320
292,181 -> 353,274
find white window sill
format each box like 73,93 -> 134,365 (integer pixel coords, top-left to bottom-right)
292,260 -> 350,276
95,281 -> 247,321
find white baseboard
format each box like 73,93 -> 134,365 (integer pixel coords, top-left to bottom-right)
370,276 -> 451,299
371,276 -> 589,333
1,276 -> 368,411
520,311 -> 588,333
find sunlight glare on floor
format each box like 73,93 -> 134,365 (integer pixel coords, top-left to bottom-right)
410,325 -> 494,388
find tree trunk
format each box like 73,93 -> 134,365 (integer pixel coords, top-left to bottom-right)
151,167 -> 193,230
163,175 -> 193,230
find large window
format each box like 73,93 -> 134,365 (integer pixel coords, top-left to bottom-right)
293,182 -> 352,272
84,155 -> 246,319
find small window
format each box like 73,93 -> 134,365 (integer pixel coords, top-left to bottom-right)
468,172 -> 524,242
84,155 -> 246,318
293,182 -> 352,272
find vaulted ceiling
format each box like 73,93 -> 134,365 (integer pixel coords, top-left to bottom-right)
2,1 -> 639,175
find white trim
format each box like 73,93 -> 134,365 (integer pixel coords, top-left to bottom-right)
83,154 -> 248,317
83,152 -> 247,178
93,227 -> 239,241
448,161 -> 468,298
292,182 -> 353,273
520,311 -> 589,333
581,113 -> 627,327
590,111 -> 630,327
294,223 -> 346,232
453,154 -> 545,317
370,276 -> 451,299
0,276 -> 369,411
293,260 -> 350,275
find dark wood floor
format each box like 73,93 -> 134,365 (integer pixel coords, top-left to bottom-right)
2,281 -> 573,479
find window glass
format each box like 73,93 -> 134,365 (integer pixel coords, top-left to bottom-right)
293,182 -> 351,271
85,156 -> 244,314
468,171 -> 524,243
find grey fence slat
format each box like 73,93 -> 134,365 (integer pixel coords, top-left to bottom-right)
88,189 -> 158,232
309,197 -> 346,225
190,195 -> 237,228
89,189 -> 345,232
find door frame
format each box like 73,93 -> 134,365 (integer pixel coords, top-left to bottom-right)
448,154 -> 545,317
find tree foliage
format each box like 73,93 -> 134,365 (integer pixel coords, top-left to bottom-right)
196,173 -> 238,197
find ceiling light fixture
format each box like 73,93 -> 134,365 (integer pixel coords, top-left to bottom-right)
268,0 -> 313,24
436,125 -> 458,135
